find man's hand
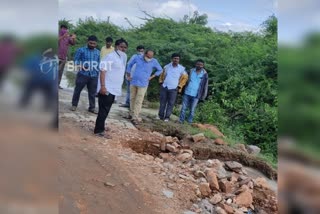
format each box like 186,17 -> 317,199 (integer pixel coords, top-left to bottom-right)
148,75 -> 155,81
126,74 -> 132,81
63,33 -> 69,38
178,86 -> 182,94
71,34 -> 76,39
99,86 -> 107,95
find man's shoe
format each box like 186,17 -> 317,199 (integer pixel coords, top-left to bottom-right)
119,103 -> 130,108
88,109 -> 98,114
164,118 -> 169,122
59,86 -> 63,89
95,132 -> 104,137
70,106 -> 77,111
123,115 -> 132,119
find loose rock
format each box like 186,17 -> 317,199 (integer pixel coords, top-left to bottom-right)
192,133 -> 206,143
199,183 -> 211,197
209,193 -> 222,205
219,180 -> 233,193
234,189 -> 253,207
246,145 -> 261,155
225,161 -> 243,173
206,170 -> 220,191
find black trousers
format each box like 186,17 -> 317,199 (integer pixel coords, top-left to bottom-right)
94,93 -> 115,134
71,73 -> 98,110
158,86 -> 178,120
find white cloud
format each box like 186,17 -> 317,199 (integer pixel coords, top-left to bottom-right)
152,0 -> 197,19
214,22 -> 259,33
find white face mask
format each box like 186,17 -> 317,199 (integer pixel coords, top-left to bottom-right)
144,57 -> 152,62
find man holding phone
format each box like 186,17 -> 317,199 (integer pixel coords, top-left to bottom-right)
58,24 -> 76,89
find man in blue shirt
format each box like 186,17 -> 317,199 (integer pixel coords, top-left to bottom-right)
71,35 -> 100,114
179,59 -> 208,124
120,45 -> 145,108
126,50 -> 162,124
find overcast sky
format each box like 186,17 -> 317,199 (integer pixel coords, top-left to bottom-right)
2,0 -> 320,44
59,0 -> 276,32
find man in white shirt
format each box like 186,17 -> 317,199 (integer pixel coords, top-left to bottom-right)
158,53 -> 188,121
94,38 -> 128,138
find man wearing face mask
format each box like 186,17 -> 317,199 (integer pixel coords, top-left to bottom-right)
58,24 -> 76,89
94,38 -> 128,138
120,45 -> 145,108
126,50 -> 162,125
179,59 -> 208,124
71,35 -> 100,114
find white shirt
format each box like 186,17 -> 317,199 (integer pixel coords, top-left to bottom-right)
162,63 -> 186,90
97,50 -> 127,96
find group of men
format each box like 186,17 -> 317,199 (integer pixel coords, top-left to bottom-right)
58,24 -> 208,138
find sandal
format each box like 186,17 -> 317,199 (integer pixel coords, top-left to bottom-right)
131,119 -> 139,125
123,115 -> 132,120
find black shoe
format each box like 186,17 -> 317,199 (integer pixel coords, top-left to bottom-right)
59,86 -> 63,89
88,109 -> 98,114
95,132 -> 104,137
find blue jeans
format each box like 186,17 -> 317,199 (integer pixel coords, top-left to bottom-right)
179,94 -> 199,123
125,79 -> 130,105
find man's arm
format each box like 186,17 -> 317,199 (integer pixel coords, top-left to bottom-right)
99,70 -> 107,95
200,73 -> 209,100
73,48 -> 82,71
126,55 -> 137,80
149,60 -> 163,81
178,70 -> 188,92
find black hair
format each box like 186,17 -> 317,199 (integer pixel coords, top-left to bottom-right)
60,24 -> 68,29
145,49 -> 154,55
136,45 -> 145,50
115,38 -> 128,47
171,53 -> 180,58
87,35 -> 98,42
196,59 -> 205,64
105,37 -> 113,42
